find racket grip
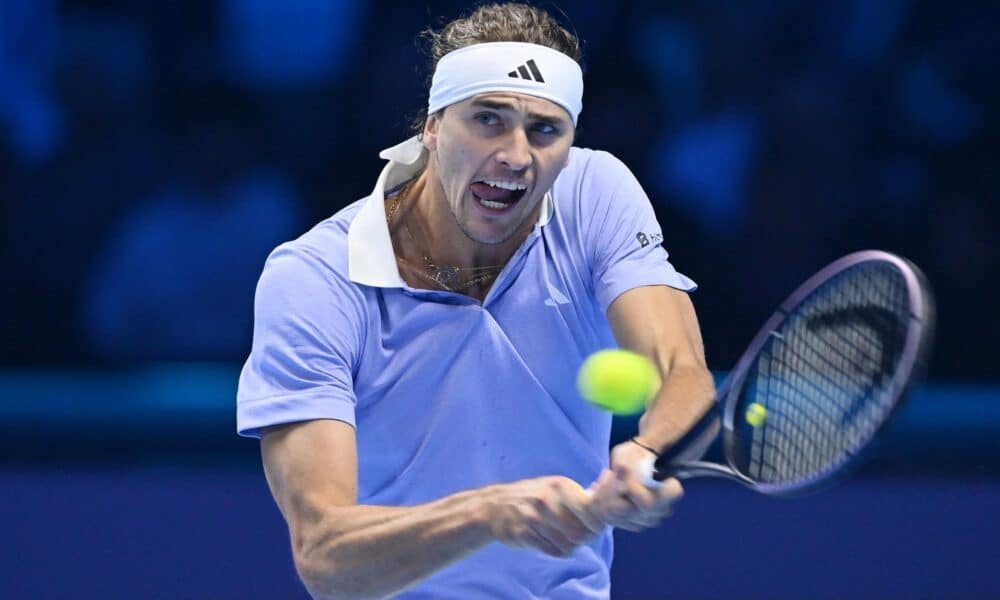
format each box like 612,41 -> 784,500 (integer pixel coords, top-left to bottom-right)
635,455 -> 660,487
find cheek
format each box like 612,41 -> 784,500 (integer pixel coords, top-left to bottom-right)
438,138 -> 463,173
445,147 -> 474,188
549,149 -> 572,182
540,159 -> 567,187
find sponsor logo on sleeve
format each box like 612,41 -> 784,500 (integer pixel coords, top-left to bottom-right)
636,231 -> 664,248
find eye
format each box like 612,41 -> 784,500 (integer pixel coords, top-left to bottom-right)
474,112 -> 502,126
533,121 -> 559,136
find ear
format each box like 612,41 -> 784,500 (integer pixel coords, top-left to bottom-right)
422,112 -> 440,151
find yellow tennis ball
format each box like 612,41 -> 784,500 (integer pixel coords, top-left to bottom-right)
745,402 -> 768,427
577,349 -> 661,415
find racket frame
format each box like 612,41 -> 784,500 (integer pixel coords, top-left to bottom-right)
653,250 -> 935,496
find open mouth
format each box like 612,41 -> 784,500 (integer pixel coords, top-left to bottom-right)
470,179 -> 528,213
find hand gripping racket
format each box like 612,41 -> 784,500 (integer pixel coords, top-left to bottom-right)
637,250 -> 935,495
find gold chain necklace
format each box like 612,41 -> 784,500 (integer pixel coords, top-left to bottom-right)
386,180 -> 504,292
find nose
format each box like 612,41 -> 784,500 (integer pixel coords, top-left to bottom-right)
496,129 -> 532,171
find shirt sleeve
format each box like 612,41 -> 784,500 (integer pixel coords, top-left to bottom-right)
236,244 -> 364,438
582,151 -> 697,312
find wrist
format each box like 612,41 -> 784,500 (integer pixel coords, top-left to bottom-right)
629,436 -> 661,457
472,484 -> 505,540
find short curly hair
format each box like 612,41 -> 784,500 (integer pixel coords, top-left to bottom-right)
409,2 -> 582,135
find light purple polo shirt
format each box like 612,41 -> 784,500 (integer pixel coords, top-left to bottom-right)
237,136 -> 695,599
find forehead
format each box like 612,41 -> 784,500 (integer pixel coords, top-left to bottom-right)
459,92 -> 570,123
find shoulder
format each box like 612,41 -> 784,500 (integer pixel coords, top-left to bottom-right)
558,147 -> 635,190
551,147 -> 638,217
271,198 -> 366,275
257,198 -> 368,307
551,147 -> 644,223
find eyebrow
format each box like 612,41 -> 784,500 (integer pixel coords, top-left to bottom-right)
470,98 -> 567,126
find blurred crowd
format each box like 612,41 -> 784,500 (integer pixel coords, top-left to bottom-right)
0,1 -> 996,378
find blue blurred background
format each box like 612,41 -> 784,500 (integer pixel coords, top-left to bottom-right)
1,1 -> 997,598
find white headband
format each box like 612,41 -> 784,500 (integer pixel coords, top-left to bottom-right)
428,42 -> 583,125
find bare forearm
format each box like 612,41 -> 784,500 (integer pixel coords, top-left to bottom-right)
638,365 -> 715,449
297,487 -> 497,599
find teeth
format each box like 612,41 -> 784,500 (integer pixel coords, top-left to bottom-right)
479,179 -> 527,191
478,198 -> 509,209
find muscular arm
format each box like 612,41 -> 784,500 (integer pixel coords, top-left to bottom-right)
607,284 -> 716,453
583,285 -> 713,531
262,419 -> 601,599
584,285 -> 711,531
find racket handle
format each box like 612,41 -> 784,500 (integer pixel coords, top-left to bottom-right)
635,455 -> 660,487
652,406 -> 721,475
631,404 -> 721,487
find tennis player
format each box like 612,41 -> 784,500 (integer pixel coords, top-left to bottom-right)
237,3 -> 714,598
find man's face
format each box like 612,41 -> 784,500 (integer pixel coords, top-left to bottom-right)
422,92 -> 574,245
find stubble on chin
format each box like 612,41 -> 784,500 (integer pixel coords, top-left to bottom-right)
457,199 -> 538,247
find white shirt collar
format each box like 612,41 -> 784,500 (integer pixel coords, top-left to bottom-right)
348,136 -> 554,288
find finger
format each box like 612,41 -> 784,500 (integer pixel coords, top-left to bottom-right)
565,497 -> 607,536
535,524 -> 575,556
586,469 -> 615,497
608,519 -> 646,533
603,507 -> 659,530
629,509 -> 668,529
618,493 -> 676,526
551,495 -> 606,543
563,478 -> 610,535
599,470 -> 676,530
656,477 -> 684,502
590,483 -> 633,520
632,479 -> 682,523
534,501 -> 586,552
625,465 -> 680,508
606,502 -> 668,531
646,477 -> 683,514
613,464 -> 660,511
590,471 -> 662,528
524,526 -> 567,557
526,513 -> 575,557
598,500 -> 649,530
649,502 -> 675,519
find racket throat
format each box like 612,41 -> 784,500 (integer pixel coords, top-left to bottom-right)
661,460 -> 756,487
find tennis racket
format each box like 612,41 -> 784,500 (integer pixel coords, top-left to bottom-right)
637,250 -> 935,496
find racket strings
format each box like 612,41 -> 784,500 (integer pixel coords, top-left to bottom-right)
740,262 -> 911,484
772,266 -> 903,476
769,280 -> 897,475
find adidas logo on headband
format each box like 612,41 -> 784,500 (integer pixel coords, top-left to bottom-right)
508,59 -> 545,83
